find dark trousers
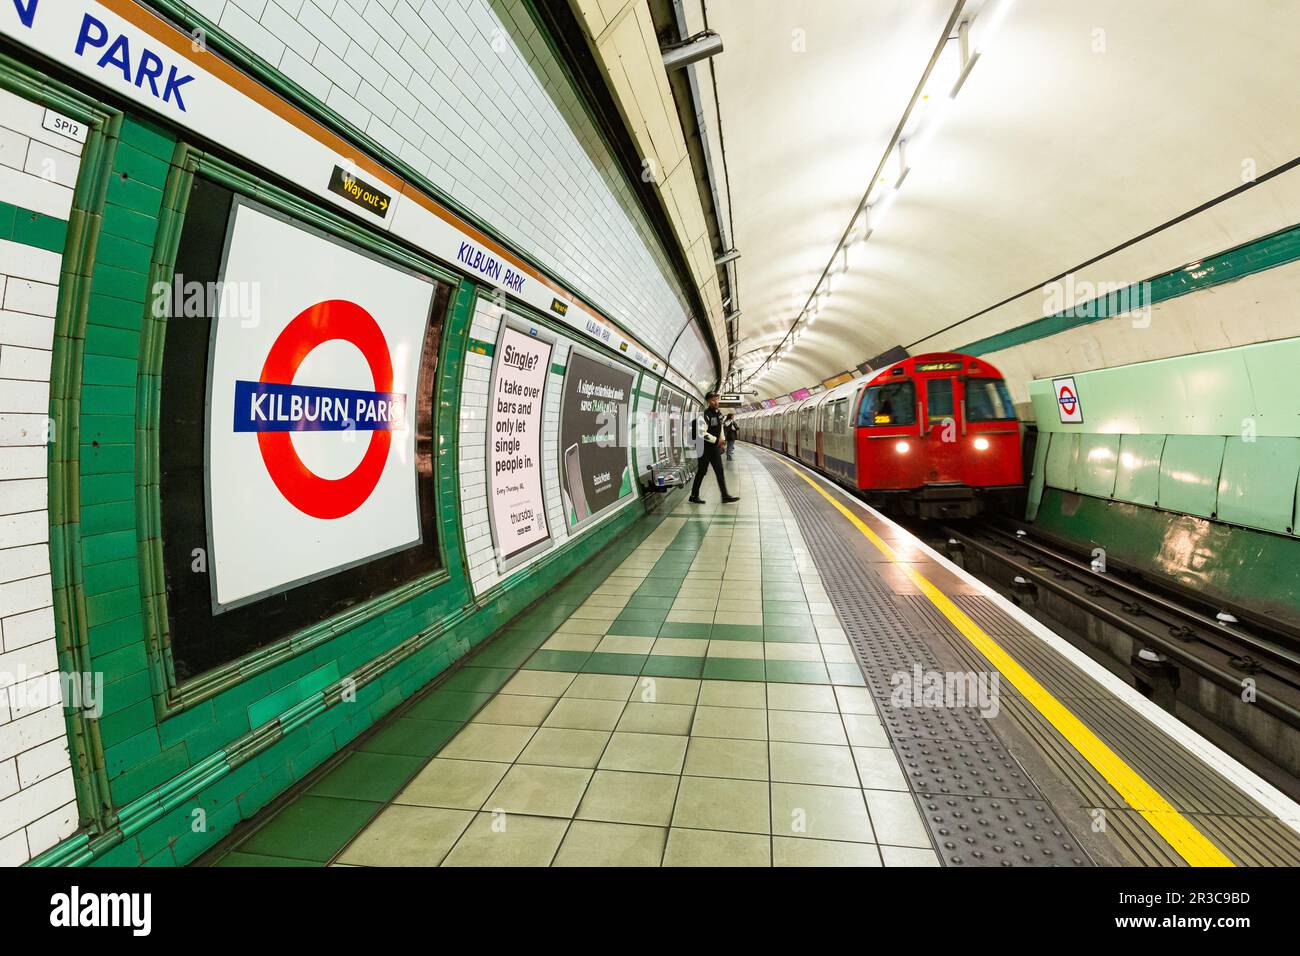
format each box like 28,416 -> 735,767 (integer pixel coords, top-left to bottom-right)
691,445 -> 730,498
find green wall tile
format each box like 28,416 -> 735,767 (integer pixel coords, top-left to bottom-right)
81,385 -> 137,418
113,140 -> 172,189
119,117 -> 176,161
82,529 -> 136,566
85,325 -> 142,360
11,206 -> 68,253
85,585 -> 142,627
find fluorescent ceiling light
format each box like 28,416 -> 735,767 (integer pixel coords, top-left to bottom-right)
972,0 -> 1015,55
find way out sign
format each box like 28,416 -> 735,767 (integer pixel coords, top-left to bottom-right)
1053,376 -> 1084,423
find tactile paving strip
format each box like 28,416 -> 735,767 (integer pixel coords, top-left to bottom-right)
760,457 -> 1091,866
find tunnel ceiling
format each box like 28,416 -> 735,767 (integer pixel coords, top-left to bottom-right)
696,0 -> 1300,398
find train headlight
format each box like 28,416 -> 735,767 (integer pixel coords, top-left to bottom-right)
973,437 -> 990,451
895,441 -> 910,454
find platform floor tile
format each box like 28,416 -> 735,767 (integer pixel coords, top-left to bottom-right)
212,451 -> 937,867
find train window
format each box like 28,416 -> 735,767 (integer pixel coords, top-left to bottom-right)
858,381 -> 915,426
926,378 -> 955,422
966,378 -> 1017,421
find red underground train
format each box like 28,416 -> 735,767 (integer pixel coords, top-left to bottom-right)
737,352 -> 1023,518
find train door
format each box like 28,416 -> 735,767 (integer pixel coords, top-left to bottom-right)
822,396 -> 850,480
921,374 -> 965,484
815,399 -> 826,469
799,403 -> 816,465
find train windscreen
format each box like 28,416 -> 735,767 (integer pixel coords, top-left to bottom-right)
966,378 -> 1017,421
858,381 -> 915,426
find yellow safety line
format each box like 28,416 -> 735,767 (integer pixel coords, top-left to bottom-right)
785,463 -> 1233,867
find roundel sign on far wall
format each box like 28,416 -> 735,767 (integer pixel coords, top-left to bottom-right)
1052,376 -> 1084,423
207,202 -> 435,611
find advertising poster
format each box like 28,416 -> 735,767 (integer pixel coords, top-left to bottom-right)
486,316 -> 554,569
666,389 -> 687,466
652,390 -> 670,466
558,349 -> 636,530
206,201 -> 434,610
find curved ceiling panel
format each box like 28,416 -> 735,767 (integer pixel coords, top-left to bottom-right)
707,0 -> 1300,397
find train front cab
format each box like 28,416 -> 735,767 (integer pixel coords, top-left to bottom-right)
854,354 -> 1022,518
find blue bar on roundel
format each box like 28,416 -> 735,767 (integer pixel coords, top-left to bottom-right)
232,380 -> 408,433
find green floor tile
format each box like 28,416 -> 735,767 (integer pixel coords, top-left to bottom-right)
406,690 -> 491,722
764,612 -> 813,627
764,661 -> 831,684
440,666 -> 514,694
826,663 -> 868,686
763,600 -> 810,614
763,625 -> 819,643
498,628 -> 554,647
657,622 -> 713,639
467,643 -> 535,669
582,652 -> 648,676
641,654 -> 705,678
358,718 -> 461,758
702,658 -> 766,682
636,583 -> 683,597
524,649 -> 592,671
240,795 -> 379,863
214,851 -> 319,867
613,607 -> 668,624
625,595 -> 674,610
308,751 -> 426,803
607,618 -> 662,637
709,623 -> 764,642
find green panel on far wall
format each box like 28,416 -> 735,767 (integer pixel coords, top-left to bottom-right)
1217,437 -> 1300,535
1158,435 -> 1225,518
1025,435 -> 1050,520
1028,337 -> 1300,437
1044,432 -> 1079,491
1113,434 -> 1165,507
1075,434 -> 1120,499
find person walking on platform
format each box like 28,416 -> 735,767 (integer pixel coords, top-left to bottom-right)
724,414 -> 739,461
689,393 -> 740,504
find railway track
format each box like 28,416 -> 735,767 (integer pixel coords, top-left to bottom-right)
936,519 -> 1300,727
923,518 -> 1300,793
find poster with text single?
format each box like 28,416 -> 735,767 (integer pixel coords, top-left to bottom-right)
206,201 -> 434,610
487,317 -> 554,569
558,349 -> 636,530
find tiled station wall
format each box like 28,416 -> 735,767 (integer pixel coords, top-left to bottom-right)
460,296 -> 650,597
982,260 -> 1300,410
0,88 -> 81,865
176,0 -> 706,377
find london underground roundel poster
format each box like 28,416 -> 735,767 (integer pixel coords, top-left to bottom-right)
206,201 -> 435,610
